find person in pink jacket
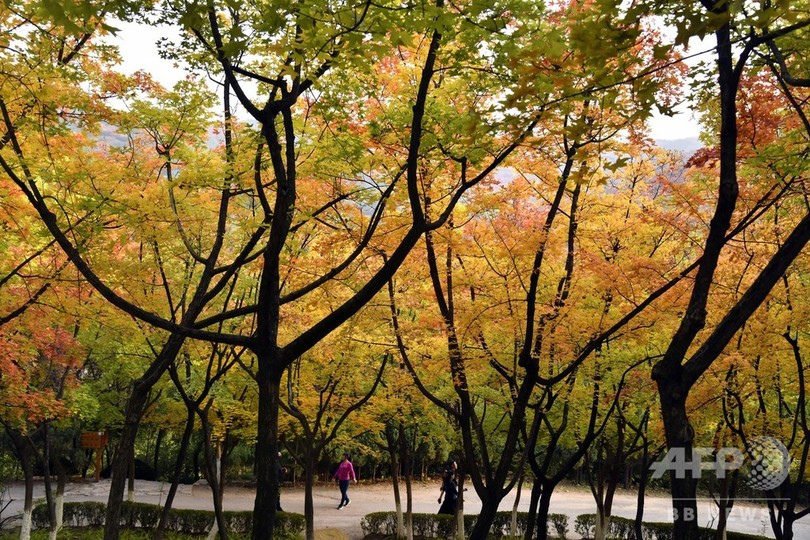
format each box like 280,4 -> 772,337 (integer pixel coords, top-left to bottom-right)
332,453 -> 357,509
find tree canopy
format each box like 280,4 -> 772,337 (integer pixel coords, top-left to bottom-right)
1,1 -> 809,540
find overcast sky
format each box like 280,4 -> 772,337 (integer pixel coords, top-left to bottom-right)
106,21 -> 702,142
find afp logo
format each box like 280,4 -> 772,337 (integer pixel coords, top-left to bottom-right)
651,436 -> 790,491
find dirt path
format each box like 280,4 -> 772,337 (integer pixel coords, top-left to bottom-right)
5,479 -> 804,539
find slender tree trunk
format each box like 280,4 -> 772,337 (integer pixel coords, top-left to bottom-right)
657,384 -> 699,539
128,451 -> 135,503
156,408 -> 196,540
205,449 -> 220,540
594,500 -> 606,540
200,415 -> 228,540
634,451 -> 651,540
304,454 -> 316,540
455,461 -> 465,540
524,480 -> 541,540
511,472 -> 524,539
49,456 -> 67,540
20,456 -> 34,540
153,428 -> 164,479
251,355 -> 282,540
535,486 -> 553,540
713,473 -> 735,540
385,425 -> 405,539
41,422 -> 58,538
400,425 -> 414,540
7,429 -> 36,540
104,333 -> 188,540
471,503 -> 499,540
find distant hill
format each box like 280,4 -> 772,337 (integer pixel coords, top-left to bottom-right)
656,137 -> 702,152
99,123 -> 129,147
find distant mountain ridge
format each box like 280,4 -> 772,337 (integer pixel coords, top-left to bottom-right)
98,122 -> 703,157
656,137 -> 702,152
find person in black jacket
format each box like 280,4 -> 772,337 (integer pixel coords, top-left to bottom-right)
277,452 -> 286,512
437,460 -> 458,515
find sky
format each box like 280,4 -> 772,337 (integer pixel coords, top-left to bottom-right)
107,21 -> 703,142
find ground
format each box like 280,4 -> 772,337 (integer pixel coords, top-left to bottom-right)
3,479 -> 806,539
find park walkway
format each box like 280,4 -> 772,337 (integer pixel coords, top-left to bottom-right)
4,479 -> 803,539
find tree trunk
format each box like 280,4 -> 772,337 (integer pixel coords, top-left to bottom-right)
455,463 -> 465,540
524,480 -> 541,540
713,473 -> 735,540
251,358 -> 282,540
10,430 -> 35,540
400,425 -> 414,540
41,422 -> 58,538
153,428 -> 164,480
48,455 -> 67,540
634,449 -> 651,540
127,451 -> 135,503
20,465 -> 33,540
104,333 -> 188,540
200,417 -> 228,540
470,500 -> 499,540
511,472 -> 524,539
657,383 -> 699,540
304,454 -> 316,540
155,408 -> 196,540
385,425 -> 405,539
594,503 -> 607,540
535,486 -> 553,540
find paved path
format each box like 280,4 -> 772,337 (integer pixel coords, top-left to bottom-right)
3,480 -> 807,539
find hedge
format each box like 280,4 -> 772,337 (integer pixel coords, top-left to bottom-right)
361,511 -> 771,540
31,501 -> 304,538
31,502 -> 771,540
572,514 -> 769,540
361,510 -> 559,538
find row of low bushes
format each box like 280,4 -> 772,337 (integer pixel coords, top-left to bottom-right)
361,511 -> 770,540
31,501 -> 304,538
574,514 -> 769,540
27,502 -> 772,540
360,511 -> 558,539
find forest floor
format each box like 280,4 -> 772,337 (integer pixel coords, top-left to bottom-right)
3,479 -> 805,539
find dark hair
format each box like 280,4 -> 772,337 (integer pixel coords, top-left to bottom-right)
343,453 -> 351,461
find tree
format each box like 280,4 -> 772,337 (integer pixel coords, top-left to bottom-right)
0,308 -> 84,540
279,342 -> 387,540
645,2 -> 810,537
4,1 -> 552,537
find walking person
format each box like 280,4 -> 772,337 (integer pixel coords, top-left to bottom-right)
437,460 -> 458,515
333,452 -> 357,509
276,452 -> 285,512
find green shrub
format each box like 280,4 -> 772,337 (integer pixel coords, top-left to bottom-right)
634,521 -> 769,540
361,511 -> 398,535
33,501 -> 107,529
30,500 -> 304,538
489,510 -> 527,537
607,516 -> 635,539
225,510 -> 254,535
574,513 -> 596,539
547,513 -> 569,539
161,508 -> 214,535
362,511 -> 543,539
271,511 -> 305,538
121,501 -> 162,529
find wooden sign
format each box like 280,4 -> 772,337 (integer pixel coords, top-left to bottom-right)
80,431 -> 108,482
80,431 -> 108,449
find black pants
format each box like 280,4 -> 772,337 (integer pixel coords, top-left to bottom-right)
438,497 -> 456,515
338,480 -> 351,506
